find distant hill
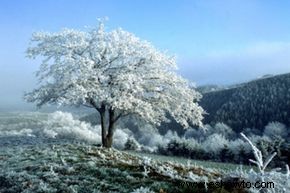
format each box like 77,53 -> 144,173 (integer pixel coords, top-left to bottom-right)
199,73 -> 290,132
196,85 -> 227,93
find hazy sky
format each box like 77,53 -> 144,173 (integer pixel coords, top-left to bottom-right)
1,0 -> 290,108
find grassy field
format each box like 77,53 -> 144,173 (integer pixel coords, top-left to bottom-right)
126,151 -> 253,172
0,143 -> 240,193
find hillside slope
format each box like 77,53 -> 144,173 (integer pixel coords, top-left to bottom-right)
199,73 -> 290,131
0,143 -> 227,193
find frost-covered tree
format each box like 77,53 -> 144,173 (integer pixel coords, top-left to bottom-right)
213,122 -> 235,139
25,22 -> 204,147
202,133 -> 229,154
264,121 -> 288,139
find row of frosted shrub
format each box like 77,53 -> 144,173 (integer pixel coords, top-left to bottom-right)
156,134 -> 289,167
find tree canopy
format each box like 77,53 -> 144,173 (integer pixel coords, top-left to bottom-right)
25,22 -> 204,147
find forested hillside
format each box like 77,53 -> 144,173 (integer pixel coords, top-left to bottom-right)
199,73 -> 290,131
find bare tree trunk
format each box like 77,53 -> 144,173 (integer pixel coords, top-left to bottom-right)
100,108 -> 107,147
103,108 -> 115,148
93,100 -> 118,148
104,133 -> 113,148
90,100 -> 109,147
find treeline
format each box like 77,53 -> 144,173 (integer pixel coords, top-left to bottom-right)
199,73 -> 290,132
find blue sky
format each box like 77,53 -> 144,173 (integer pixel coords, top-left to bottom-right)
1,0 -> 290,108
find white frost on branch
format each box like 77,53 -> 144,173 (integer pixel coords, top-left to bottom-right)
237,133 -> 290,193
25,21 -> 204,128
241,132 -> 277,175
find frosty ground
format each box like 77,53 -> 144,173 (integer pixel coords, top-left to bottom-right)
0,112 -> 221,193
0,143 -> 225,193
0,112 -> 289,193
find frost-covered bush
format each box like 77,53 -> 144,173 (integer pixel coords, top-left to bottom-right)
213,123 -> 236,139
156,123 -> 289,165
264,121 -> 288,139
184,123 -> 235,142
163,130 -> 179,139
43,111 -> 102,143
249,135 -> 272,145
227,139 -> 252,163
112,129 -> 130,149
159,137 -> 201,158
43,111 -> 132,149
202,134 -> 229,154
159,130 -> 255,163
132,127 -> 181,152
0,111 -> 136,149
141,132 -> 164,147
249,135 -> 273,157
136,125 -> 165,148
124,137 -> 141,151
158,132 -> 180,152
252,135 -> 287,167
228,139 -> 251,155
184,127 -> 208,141
228,133 -> 290,193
